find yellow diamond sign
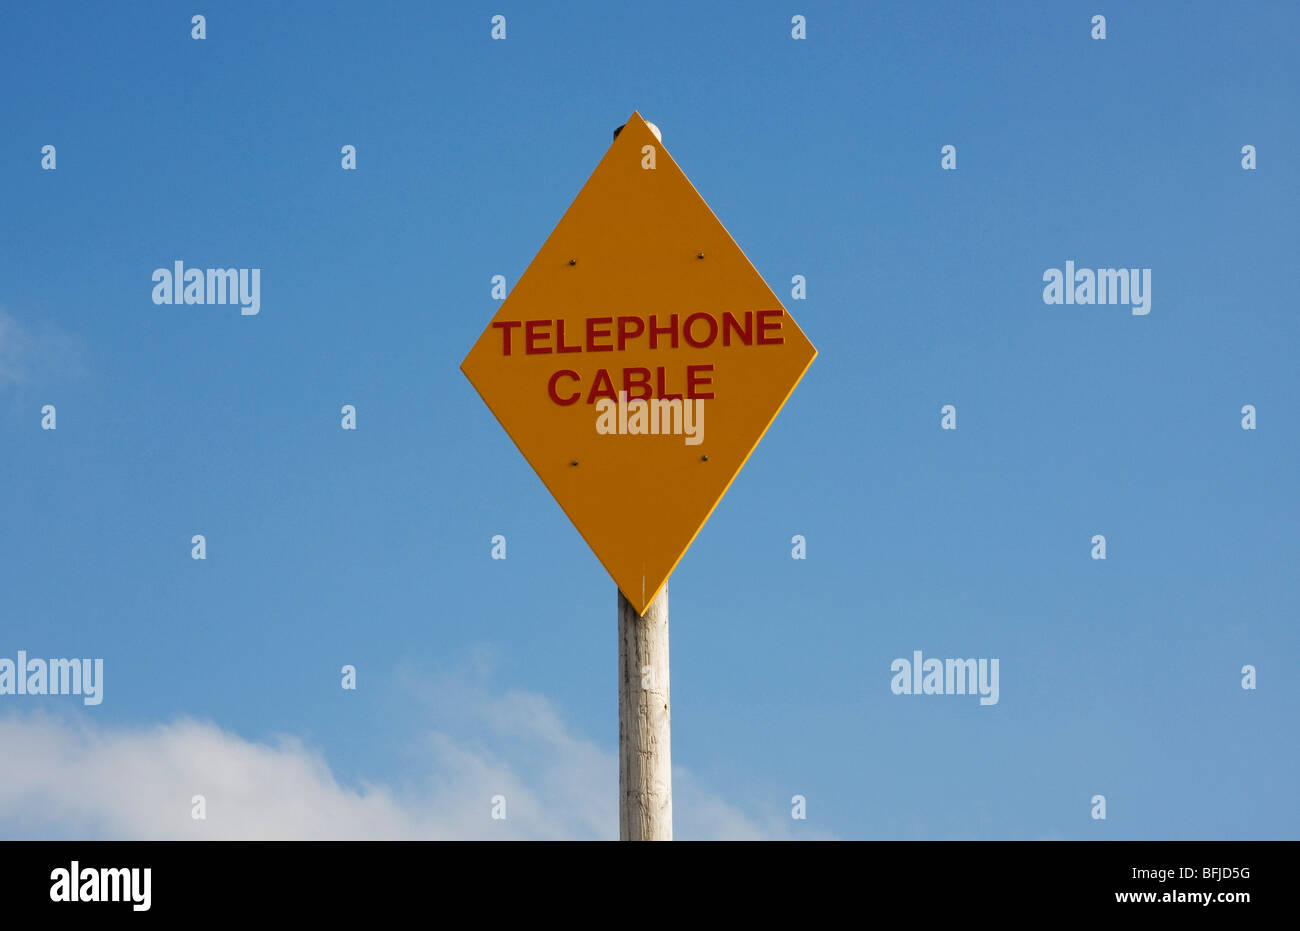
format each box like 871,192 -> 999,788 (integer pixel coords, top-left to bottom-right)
461,112 -> 816,614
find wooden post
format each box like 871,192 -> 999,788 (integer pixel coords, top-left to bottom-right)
614,117 -> 671,841
618,584 -> 672,840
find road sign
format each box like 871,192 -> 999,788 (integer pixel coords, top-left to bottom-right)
461,112 -> 816,614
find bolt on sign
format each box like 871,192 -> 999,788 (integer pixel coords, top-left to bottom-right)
461,111 -> 816,615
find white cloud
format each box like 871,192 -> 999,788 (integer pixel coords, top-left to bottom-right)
0,681 -> 823,840
0,307 -> 86,389
0,309 -> 32,385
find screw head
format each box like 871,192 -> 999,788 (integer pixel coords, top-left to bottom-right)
696,252 -> 705,259
568,259 -> 577,266
570,459 -> 579,466
700,454 -> 709,461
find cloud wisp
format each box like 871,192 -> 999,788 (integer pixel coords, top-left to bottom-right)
0,679 -> 819,840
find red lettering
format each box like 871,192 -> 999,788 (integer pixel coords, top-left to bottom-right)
492,320 -> 521,355
586,317 -> 613,351
686,364 -> 714,399
722,311 -> 753,346
684,313 -> 718,349
655,366 -> 682,400
525,319 -> 552,354
555,319 -> 581,353
548,369 -> 580,405
586,368 -> 616,403
756,309 -> 785,345
623,367 -> 652,400
648,314 -> 678,349
617,316 -> 645,351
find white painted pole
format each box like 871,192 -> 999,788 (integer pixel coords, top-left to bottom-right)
612,115 -> 671,841
618,585 -> 672,840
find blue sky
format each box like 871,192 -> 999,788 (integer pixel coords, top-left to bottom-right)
1,0 -> 1297,839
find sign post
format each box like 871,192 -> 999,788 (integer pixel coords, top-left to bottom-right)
618,586 -> 670,840
461,112 -> 816,840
